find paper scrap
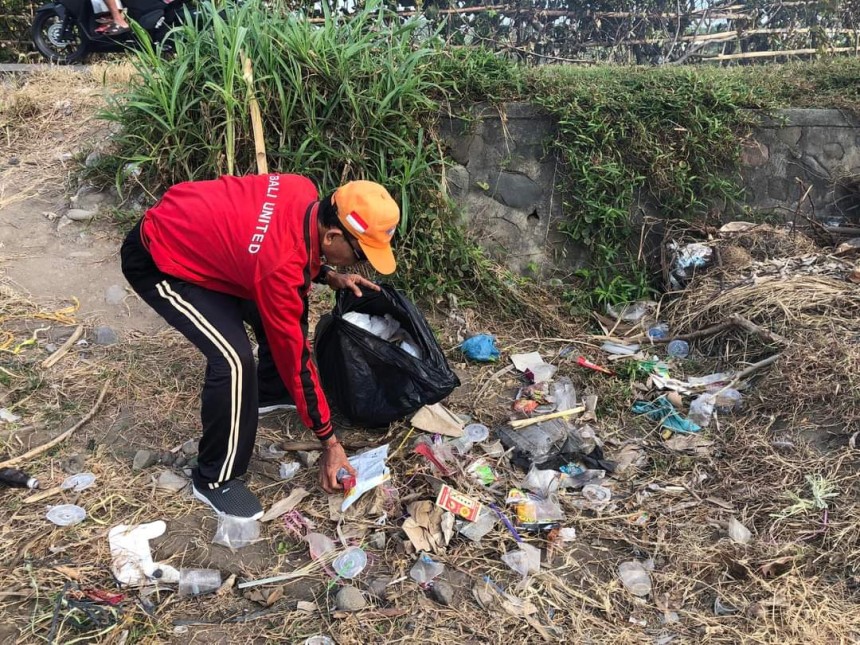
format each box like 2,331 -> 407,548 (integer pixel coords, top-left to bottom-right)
510,352 -> 557,382
402,500 -> 454,554
261,487 -> 308,523
411,404 -> 464,438
342,444 -> 391,512
436,484 -> 481,522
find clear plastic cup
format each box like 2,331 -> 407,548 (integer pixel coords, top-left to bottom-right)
333,547 -> 367,579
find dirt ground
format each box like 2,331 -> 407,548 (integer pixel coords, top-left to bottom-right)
2,67 -> 860,645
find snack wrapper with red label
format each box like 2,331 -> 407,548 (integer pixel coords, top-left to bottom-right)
436,484 -> 481,522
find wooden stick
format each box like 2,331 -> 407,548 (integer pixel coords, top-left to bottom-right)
728,315 -> 788,346
23,486 -> 62,504
509,406 -> 585,430
701,46 -> 856,61
41,325 -> 84,369
242,53 -> 268,175
0,382 -> 108,468
279,439 -> 376,452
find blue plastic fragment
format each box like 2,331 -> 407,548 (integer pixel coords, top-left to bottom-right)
460,334 -> 500,362
632,395 -> 701,434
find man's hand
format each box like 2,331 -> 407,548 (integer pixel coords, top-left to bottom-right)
326,272 -> 380,298
319,436 -> 356,493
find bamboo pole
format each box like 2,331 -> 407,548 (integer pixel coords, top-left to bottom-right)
701,46 -> 856,61
241,52 -> 268,176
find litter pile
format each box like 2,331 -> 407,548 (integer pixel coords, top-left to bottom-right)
2,219 -> 860,643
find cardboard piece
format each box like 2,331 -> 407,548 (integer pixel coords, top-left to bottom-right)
411,404 -> 464,438
261,487 -> 308,523
436,484 -> 481,522
402,500 -> 454,554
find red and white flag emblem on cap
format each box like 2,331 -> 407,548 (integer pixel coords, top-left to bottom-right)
345,211 -> 368,234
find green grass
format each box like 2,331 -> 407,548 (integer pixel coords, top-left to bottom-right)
101,2 -> 860,309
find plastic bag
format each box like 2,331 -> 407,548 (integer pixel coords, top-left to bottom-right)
460,334 -> 500,362
212,516 -> 260,550
314,284 -> 460,428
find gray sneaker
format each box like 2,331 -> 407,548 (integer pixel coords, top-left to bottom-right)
192,479 -> 264,519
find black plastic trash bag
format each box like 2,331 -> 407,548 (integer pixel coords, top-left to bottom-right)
314,284 -> 460,428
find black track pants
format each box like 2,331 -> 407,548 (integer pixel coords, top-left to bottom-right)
120,220 -> 290,489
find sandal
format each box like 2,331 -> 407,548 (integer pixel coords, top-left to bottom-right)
97,22 -> 130,36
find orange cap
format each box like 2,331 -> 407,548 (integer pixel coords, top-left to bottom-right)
333,181 -> 400,275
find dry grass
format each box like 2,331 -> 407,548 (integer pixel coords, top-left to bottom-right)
3,230 -> 860,644
2,66 -> 860,645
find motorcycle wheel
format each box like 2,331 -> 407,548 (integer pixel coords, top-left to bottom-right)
32,10 -> 88,64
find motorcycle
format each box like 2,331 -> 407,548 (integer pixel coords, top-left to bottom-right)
32,0 -> 196,64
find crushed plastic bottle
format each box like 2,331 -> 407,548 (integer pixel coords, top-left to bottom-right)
178,568 -> 222,597
667,339 -> 690,358
618,560 -> 652,597
497,419 -> 569,463
409,553 -> 445,585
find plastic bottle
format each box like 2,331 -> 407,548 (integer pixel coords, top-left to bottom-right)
0,467 -> 39,489
667,339 -> 690,358
178,568 -> 222,597
618,560 -> 652,597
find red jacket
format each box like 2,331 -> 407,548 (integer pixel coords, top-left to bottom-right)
141,174 -> 332,441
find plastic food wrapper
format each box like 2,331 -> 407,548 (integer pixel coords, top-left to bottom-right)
467,459 -> 497,486
409,553 -> 445,585
460,334 -> 500,362
618,560 -> 652,597
108,521 -> 180,586
413,436 -> 455,476
279,461 -> 301,480
456,507 -> 497,542
688,393 -> 716,427
502,542 -> 541,579
497,418 -> 570,463
306,532 -> 336,560
601,342 -> 640,356
342,444 -> 391,512
632,396 -> 701,434
550,377 -> 576,411
178,568 -> 221,597
521,466 -> 562,496
506,488 -> 564,528
213,515 -> 261,550
342,311 -> 424,360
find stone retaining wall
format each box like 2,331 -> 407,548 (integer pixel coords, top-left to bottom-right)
440,105 -> 860,275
